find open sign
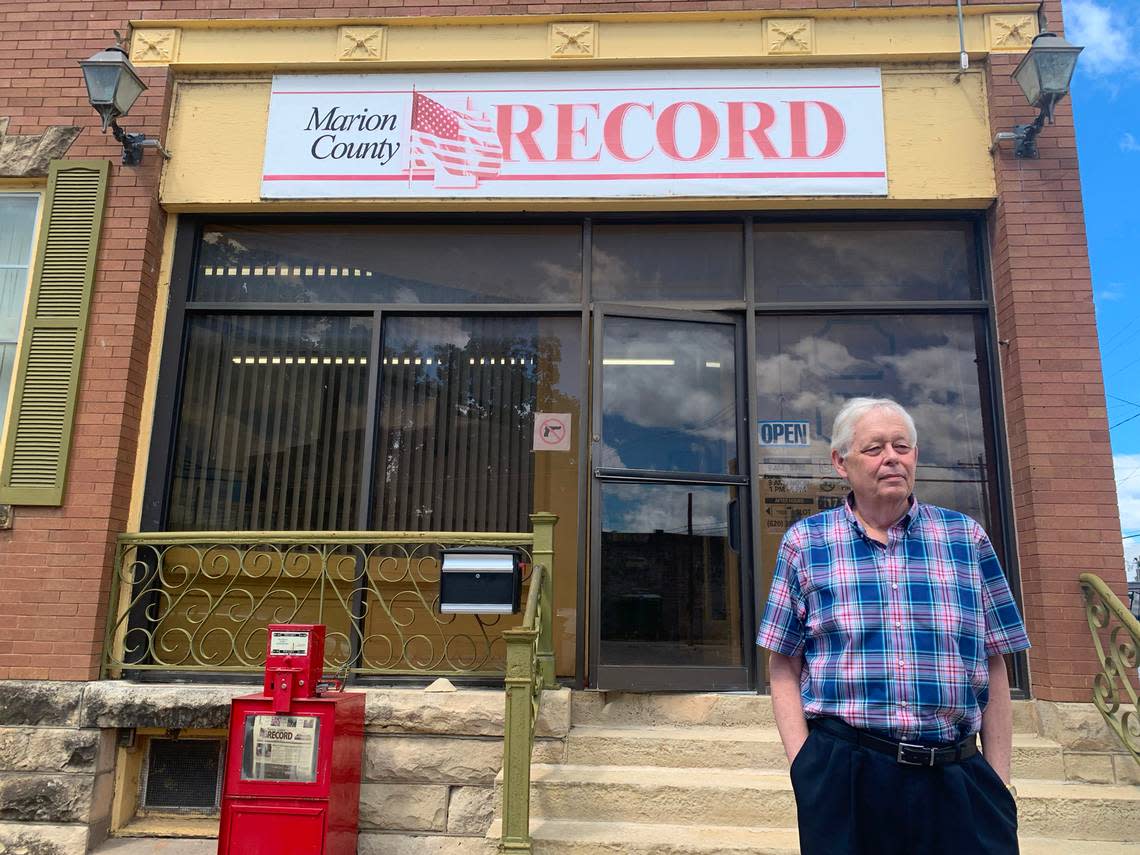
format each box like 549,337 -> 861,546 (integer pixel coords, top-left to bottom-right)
759,420 -> 810,447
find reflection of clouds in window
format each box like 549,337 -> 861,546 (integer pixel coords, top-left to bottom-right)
875,325 -> 984,469
604,323 -> 736,446
535,260 -> 581,299
756,227 -> 973,301
876,326 -> 974,404
386,317 -> 473,352
756,317 -> 989,475
604,486 -> 727,537
591,247 -> 665,298
599,441 -> 627,468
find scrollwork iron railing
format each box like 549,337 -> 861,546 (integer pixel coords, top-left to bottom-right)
102,513 -> 557,679
1079,572 -> 1140,766
499,510 -> 556,852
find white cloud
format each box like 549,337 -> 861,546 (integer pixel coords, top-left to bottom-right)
1122,132 -> 1140,151
1095,282 -> 1127,302
1064,0 -> 1135,75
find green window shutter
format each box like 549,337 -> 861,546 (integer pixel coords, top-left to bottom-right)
0,159 -> 110,505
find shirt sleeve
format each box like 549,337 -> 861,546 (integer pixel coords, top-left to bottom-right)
756,531 -> 808,656
975,525 -> 1031,657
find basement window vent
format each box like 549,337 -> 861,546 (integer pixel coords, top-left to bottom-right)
142,738 -> 224,812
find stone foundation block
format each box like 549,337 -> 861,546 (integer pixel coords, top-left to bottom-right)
1114,754 -> 1140,786
365,736 -> 502,785
80,683 -> 244,730
358,832 -> 498,854
365,687 -> 569,739
359,783 -> 448,831
0,773 -> 95,824
0,728 -> 103,774
1062,752 -> 1116,784
0,682 -> 83,728
1036,702 -> 1122,751
0,821 -> 88,855
446,786 -> 495,834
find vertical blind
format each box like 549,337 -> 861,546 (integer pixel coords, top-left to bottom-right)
374,316 -> 539,533
166,314 -> 547,534
168,314 -> 372,531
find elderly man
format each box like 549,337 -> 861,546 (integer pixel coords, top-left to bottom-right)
757,397 -> 1030,855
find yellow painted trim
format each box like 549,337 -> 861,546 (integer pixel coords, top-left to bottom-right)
127,213 -> 178,535
0,178 -> 46,190
128,7 -> 1039,70
111,728 -> 229,835
160,64 -> 996,210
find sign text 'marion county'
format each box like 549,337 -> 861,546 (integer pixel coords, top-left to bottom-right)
307,107 -> 402,164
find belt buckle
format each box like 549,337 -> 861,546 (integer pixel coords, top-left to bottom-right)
896,742 -> 936,767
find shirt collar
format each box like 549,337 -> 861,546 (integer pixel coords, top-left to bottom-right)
843,492 -> 920,537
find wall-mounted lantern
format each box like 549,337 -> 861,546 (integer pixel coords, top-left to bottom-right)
993,31 -> 1083,159
79,42 -> 170,165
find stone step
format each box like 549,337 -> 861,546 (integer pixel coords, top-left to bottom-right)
486,819 -> 1140,855
525,764 -> 1140,842
571,693 -> 1040,734
564,725 -> 1066,779
93,834 -> 501,855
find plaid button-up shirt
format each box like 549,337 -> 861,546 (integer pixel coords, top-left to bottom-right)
756,495 -> 1030,744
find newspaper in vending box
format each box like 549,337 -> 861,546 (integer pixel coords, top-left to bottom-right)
242,714 -> 321,783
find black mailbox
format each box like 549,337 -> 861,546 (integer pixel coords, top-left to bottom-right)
439,547 -> 523,614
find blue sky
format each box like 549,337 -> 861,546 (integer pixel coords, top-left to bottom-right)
1063,1 -> 1140,579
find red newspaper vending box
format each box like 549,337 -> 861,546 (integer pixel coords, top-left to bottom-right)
218,624 -> 364,855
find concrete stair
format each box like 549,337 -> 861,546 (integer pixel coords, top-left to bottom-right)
488,691 -> 1140,853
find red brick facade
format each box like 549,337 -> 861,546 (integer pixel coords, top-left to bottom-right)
985,0 -> 1125,703
0,0 -> 1124,701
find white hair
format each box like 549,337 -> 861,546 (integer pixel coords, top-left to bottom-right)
830,397 -> 917,458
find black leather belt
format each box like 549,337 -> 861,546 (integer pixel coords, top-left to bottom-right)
809,716 -> 977,767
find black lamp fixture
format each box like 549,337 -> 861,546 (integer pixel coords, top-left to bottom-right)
79,37 -> 170,166
993,31 -> 1083,159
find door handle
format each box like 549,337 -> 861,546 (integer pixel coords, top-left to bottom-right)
728,498 -> 740,553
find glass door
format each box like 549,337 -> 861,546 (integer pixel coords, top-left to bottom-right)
590,308 -> 751,691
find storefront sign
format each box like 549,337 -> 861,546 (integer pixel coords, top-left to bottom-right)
262,69 -> 887,199
759,420 -> 811,447
534,413 -> 572,452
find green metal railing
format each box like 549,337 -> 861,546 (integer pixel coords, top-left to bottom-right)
500,514 -> 557,853
1079,572 -> 1140,765
102,513 -> 557,679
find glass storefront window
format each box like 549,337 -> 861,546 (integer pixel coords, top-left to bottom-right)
599,481 -> 742,668
592,223 -> 744,302
155,217 -> 1009,686
600,314 -> 739,475
374,315 -> 582,534
754,223 -> 980,302
193,224 -> 582,304
754,313 -> 1000,600
167,314 -> 373,531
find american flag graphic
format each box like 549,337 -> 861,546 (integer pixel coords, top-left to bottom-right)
410,92 -> 503,184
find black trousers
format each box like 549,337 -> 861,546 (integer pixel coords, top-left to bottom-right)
789,725 -> 1020,855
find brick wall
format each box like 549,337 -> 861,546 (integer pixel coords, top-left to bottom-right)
0,0 -> 1119,686
986,0 -> 1126,703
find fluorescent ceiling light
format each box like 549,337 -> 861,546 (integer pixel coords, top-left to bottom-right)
602,358 -> 675,366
